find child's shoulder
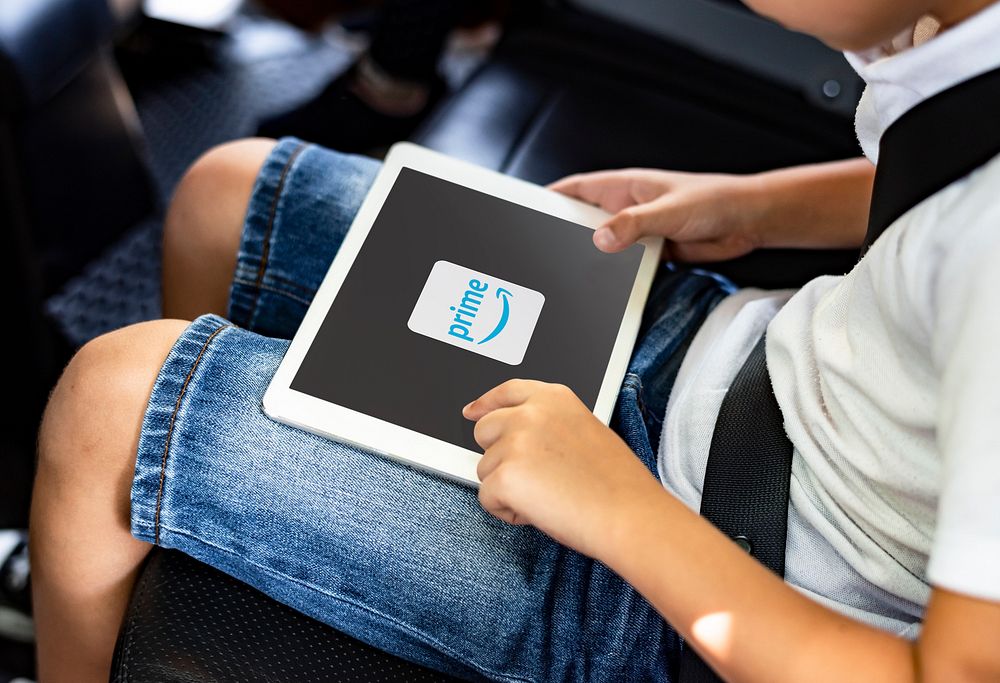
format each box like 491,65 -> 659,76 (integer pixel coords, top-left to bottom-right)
935,150 -> 1000,226
877,151 -> 1000,317
904,151 -> 1000,262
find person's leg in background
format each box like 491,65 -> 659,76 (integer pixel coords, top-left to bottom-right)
28,140 -> 275,682
161,138 -> 277,320
257,0 -> 467,151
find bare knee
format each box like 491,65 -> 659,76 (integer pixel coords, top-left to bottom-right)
163,138 -> 276,317
32,323 -> 187,682
166,138 -> 277,251
38,320 -> 191,495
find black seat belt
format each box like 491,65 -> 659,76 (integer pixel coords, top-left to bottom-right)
678,64 -> 1000,683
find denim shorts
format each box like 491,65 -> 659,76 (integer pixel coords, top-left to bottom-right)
131,138 -> 734,683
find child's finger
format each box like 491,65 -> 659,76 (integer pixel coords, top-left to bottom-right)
477,482 -> 520,524
472,407 -> 516,451
547,173 -> 586,195
475,440 -> 506,481
596,197 -> 676,253
549,170 -> 635,208
463,379 -> 542,420
548,171 -> 616,197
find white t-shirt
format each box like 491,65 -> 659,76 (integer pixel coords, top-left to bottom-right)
659,2 -> 1000,635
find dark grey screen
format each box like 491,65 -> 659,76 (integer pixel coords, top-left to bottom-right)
291,168 -> 644,451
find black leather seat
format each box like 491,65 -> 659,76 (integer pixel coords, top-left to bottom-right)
2,0 -> 155,528
111,549 -> 456,682
111,5 -> 862,681
414,23 -> 861,289
1,0 -> 154,302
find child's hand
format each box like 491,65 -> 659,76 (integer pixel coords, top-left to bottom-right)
463,379 -> 664,561
549,169 -> 763,261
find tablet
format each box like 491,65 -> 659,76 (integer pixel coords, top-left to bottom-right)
264,143 -> 662,485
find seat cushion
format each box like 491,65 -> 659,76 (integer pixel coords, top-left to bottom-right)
111,549 -> 458,682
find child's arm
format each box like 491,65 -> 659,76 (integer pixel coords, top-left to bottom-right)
550,158 -> 875,259
464,381 -> 1000,683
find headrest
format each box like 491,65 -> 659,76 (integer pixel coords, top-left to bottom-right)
0,0 -> 115,112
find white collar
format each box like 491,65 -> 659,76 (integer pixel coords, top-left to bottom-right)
846,1 -> 1000,163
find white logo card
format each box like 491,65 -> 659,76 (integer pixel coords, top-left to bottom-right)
407,261 -> 545,365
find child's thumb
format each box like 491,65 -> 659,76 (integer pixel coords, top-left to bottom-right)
595,202 -> 669,252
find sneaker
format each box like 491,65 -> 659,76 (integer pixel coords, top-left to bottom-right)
0,531 -> 32,643
257,57 -> 446,153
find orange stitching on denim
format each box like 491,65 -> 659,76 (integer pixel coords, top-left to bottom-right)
153,324 -> 232,545
247,142 -> 308,327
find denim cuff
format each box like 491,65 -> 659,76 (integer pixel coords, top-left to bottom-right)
228,137 -> 310,332
130,313 -> 234,545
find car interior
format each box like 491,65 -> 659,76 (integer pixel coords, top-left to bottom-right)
4,0 -> 875,680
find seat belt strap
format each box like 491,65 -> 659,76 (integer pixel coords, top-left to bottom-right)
676,333 -> 791,683
862,65 -> 1000,256
678,63 -> 1000,683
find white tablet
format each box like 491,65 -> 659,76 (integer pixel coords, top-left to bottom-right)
264,142 -> 662,486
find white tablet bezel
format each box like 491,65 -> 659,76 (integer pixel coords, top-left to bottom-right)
263,142 -> 663,486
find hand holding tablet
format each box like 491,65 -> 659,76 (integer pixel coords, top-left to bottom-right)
264,143 -> 662,485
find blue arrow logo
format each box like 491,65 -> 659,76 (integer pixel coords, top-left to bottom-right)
477,288 -> 512,345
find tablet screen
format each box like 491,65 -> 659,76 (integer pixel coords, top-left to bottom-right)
290,168 -> 645,452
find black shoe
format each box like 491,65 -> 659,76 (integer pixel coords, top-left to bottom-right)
257,63 -> 445,153
0,674 -> 34,683
0,532 -> 32,643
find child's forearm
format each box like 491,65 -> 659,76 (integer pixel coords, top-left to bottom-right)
745,157 -> 876,250
466,379 -> 1000,680
601,484 -> 917,683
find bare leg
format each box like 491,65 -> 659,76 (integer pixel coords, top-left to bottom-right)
32,138 -> 275,681
31,319 -> 189,682
161,138 -> 276,320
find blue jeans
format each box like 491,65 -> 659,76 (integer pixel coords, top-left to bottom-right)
131,138 -> 734,682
